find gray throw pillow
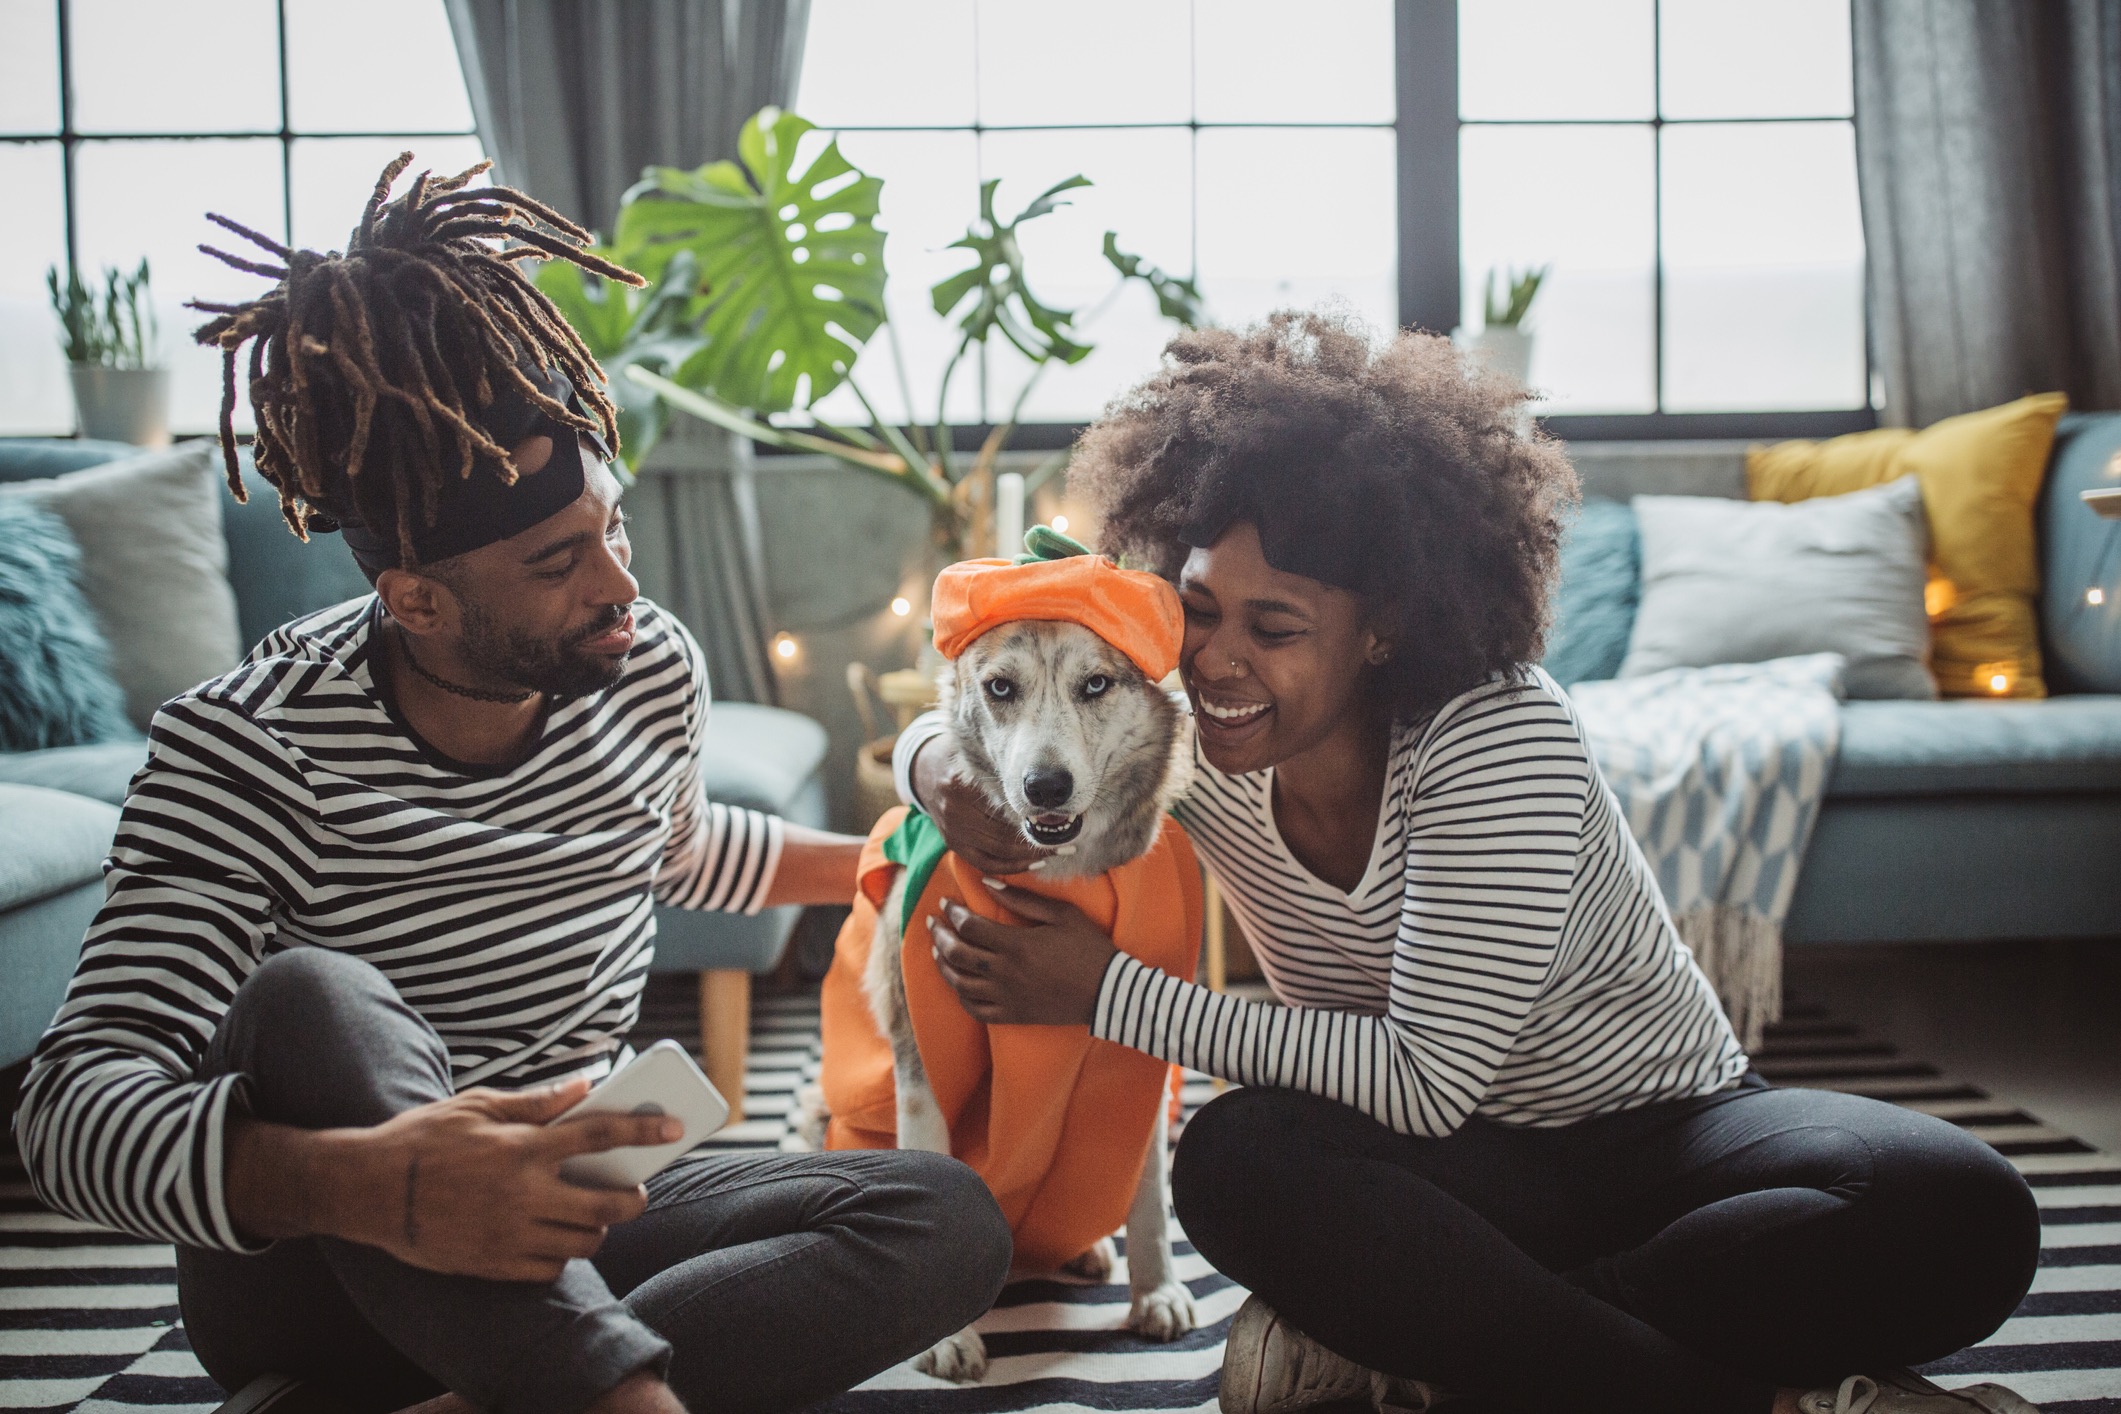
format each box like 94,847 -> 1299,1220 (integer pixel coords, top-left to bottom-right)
1620,477 -> 1936,700
0,442 -> 242,728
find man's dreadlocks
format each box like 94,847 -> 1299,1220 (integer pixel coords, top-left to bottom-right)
189,152 -> 644,568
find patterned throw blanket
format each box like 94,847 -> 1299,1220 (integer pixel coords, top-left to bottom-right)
1568,654 -> 1846,1049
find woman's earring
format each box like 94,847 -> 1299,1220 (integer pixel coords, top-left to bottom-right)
1366,645 -> 1391,666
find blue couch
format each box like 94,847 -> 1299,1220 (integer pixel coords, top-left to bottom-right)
0,439 -> 826,1113
1564,413 -> 2121,945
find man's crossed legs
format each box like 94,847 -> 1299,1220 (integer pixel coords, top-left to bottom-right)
178,949 -> 1013,1414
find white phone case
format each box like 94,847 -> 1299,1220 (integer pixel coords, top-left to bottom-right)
553,1040 -> 731,1190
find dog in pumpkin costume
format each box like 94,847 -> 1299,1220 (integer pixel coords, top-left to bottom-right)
815,530 -> 1201,1381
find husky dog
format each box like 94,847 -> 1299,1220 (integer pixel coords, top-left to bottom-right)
806,617 -> 1196,1382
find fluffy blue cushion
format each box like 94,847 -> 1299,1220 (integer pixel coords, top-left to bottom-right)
1543,497 -> 1640,687
0,499 -> 134,751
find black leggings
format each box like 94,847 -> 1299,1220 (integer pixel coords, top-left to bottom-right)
1172,1076 -> 2038,1414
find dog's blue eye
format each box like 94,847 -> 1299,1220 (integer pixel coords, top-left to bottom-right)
985,677 -> 1014,700
1082,674 -> 1111,698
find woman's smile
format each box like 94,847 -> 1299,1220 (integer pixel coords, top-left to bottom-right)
1193,689 -> 1275,746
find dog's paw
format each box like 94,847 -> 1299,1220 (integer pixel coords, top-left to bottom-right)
780,1083 -> 827,1152
1063,1236 -> 1117,1282
913,1328 -> 988,1383
1127,1279 -> 1197,1341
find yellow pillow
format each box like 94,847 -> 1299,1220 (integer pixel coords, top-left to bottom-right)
1747,393 -> 2068,698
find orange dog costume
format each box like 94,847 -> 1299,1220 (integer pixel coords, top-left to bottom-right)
819,538 -> 1203,1271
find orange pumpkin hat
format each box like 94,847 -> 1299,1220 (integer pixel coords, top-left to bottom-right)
931,527 -> 1183,681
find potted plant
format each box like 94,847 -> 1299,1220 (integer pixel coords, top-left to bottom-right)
538,107 -> 1204,558
47,258 -> 168,446
1459,264 -> 1547,387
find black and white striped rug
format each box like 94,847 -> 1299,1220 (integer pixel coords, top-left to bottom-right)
3,988 -> 2114,1414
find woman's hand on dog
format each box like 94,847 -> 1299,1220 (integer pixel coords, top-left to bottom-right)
909,738 -> 1055,876
930,883 -> 1117,1026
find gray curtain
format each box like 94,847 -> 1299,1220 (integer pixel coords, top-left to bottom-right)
445,0 -> 809,702
1854,0 -> 2121,426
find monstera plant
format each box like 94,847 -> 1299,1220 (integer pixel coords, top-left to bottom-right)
534,247 -> 707,480
543,106 -> 1202,553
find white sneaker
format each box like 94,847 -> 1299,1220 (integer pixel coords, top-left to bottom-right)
1218,1295 -> 1442,1414
1797,1373 -> 2041,1414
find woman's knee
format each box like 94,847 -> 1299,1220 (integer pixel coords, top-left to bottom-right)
1872,1120 -> 2040,1345
1172,1087 -> 1368,1258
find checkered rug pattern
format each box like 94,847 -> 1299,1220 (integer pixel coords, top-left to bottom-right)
3,984 -> 2116,1413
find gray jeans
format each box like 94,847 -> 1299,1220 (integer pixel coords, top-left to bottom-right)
177,949 -> 1011,1414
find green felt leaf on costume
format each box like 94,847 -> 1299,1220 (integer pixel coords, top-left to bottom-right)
1015,524 -> 1092,563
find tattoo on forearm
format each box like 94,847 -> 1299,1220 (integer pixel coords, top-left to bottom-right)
404,1155 -> 420,1248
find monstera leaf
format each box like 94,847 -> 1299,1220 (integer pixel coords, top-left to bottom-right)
534,247 -> 709,478
1102,233 -> 1206,327
930,176 -> 1093,367
614,108 -> 885,415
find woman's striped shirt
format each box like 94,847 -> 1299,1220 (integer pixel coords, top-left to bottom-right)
898,669 -> 1746,1136
13,597 -> 782,1252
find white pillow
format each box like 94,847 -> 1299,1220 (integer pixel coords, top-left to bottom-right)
1620,477 -> 1936,700
1,443 -> 242,728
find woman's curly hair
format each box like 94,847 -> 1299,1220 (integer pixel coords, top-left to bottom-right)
1070,308 -> 1579,721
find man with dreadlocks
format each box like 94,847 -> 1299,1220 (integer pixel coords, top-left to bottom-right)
14,155 -> 1010,1414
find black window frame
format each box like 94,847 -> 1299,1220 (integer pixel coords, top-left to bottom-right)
815,0 -> 1876,450
8,0 -> 1874,445
1402,0 -> 1874,442
5,0 -> 480,315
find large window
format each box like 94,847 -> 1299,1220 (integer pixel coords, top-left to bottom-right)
800,0 -> 1867,435
797,0 -> 1399,427
0,0 -> 483,435
1457,0 -> 1867,420
1,0 -> 1866,439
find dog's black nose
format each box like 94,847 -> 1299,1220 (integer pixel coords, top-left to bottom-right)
1023,767 -> 1074,809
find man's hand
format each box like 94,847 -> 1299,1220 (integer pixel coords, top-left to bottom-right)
909,737 -> 1054,877
352,1081 -> 676,1281
227,1078 -> 679,1283
929,881 -> 1118,1026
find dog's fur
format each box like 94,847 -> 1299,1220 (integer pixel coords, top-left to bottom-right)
801,619 -> 1195,1382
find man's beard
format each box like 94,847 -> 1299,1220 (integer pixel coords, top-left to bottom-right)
458,597 -> 633,698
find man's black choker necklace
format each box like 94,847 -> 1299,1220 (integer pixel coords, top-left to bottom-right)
397,633 -> 537,705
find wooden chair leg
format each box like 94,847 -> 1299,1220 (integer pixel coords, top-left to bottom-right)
699,969 -> 750,1122
1204,874 -> 1227,993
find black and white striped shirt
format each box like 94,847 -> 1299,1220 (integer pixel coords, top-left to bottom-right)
1099,671 -> 1747,1134
897,669 -> 1746,1136
13,597 -> 782,1252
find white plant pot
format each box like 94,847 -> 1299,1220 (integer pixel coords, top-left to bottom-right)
68,365 -> 170,447
1457,327 -> 1534,387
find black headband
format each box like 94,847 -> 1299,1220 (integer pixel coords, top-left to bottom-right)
320,366 -> 610,579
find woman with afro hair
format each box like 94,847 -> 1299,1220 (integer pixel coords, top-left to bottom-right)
897,311 -> 2040,1414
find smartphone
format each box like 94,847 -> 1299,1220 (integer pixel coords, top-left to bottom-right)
552,1040 -> 731,1190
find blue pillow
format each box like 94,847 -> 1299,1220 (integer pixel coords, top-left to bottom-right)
0,499 -> 134,751
1543,497 -> 1640,687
